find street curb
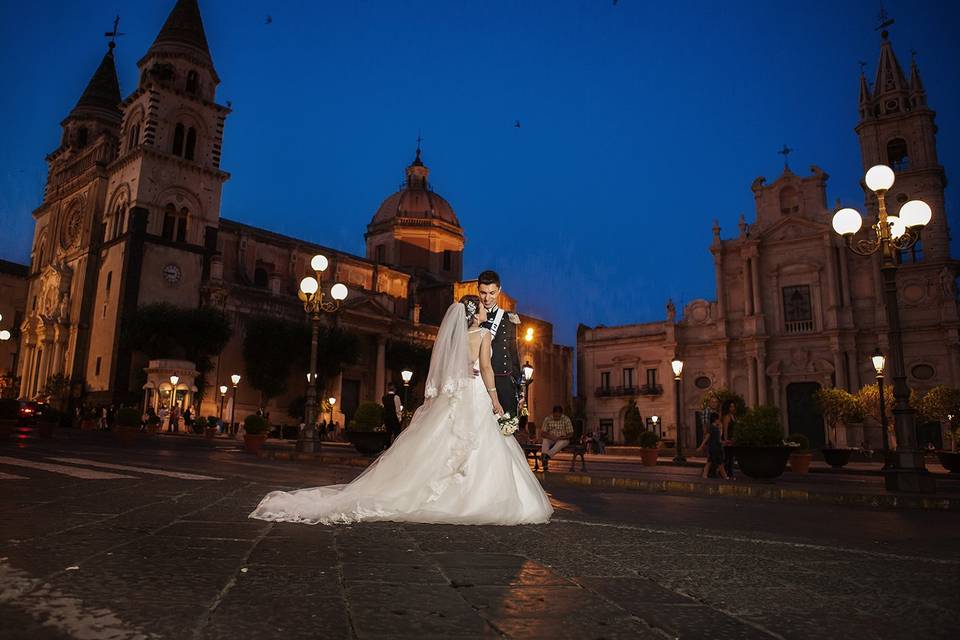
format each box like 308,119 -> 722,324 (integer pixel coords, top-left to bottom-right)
539,471 -> 960,512
254,447 -> 960,512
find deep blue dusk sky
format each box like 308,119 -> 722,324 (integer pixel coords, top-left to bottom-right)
1,1 -> 958,346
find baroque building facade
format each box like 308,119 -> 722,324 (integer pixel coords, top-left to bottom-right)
578,32 -> 959,449
14,0 -> 572,427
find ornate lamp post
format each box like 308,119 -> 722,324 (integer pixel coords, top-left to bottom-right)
871,350 -> 890,468
0,330 -> 10,342
671,355 -> 685,464
218,384 -> 228,425
328,397 -> 337,432
230,373 -> 241,436
401,369 -> 413,417
522,360 -> 534,418
832,164 -> 934,492
169,375 -> 180,410
651,415 -> 659,438
298,254 -> 348,453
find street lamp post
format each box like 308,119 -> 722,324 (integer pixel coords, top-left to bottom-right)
651,415 -> 659,438
230,374 -> 241,436
872,350 -> 891,469
218,384 -> 228,425
328,397 -> 336,434
671,355 -> 685,464
298,254 -> 348,453
832,164 -> 935,492
522,360 -> 534,419
401,369 -> 413,419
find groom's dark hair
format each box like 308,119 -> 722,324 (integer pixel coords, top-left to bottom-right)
478,270 -> 501,287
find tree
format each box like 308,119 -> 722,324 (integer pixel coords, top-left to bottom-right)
856,383 -> 895,426
914,385 -> 960,451
121,303 -> 232,402
814,387 -> 864,447
241,315 -> 310,406
701,388 -> 746,417
622,398 -> 643,444
39,374 -> 71,409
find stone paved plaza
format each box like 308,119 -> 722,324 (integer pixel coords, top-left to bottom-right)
2,438 -> 959,639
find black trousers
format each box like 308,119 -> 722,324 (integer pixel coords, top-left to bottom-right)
493,375 -> 519,418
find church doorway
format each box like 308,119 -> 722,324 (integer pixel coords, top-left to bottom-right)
786,382 -> 825,448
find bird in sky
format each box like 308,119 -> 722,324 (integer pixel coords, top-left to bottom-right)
514,120 -> 521,128
266,15 -> 273,25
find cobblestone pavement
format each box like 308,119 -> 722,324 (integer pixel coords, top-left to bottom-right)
1,440 -> 959,639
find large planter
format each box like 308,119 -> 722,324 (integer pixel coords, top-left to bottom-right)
346,431 -> 391,456
243,433 -> 268,454
821,447 -> 854,468
729,446 -> 791,479
639,448 -> 659,466
937,451 -> 960,473
80,419 -> 97,431
204,427 -> 217,439
789,451 -> 813,474
114,426 -> 139,447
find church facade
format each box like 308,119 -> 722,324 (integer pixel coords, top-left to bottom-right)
578,32 -> 959,448
12,0 -> 572,427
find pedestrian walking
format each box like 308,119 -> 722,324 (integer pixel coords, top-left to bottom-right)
698,412 -> 730,480
721,400 -> 737,477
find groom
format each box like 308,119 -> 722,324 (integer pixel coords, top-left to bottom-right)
477,270 -> 522,418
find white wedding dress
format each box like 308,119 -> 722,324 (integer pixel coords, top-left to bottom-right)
249,303 -> 553,526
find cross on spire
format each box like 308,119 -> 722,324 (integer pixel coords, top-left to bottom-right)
416,133 -> 422,153
778,144 -> 793,170
104,15 -> 125,50
875,3 -> 894,37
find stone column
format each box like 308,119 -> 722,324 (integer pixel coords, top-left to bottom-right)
756,355 -> 767,405
751,256 -> 762,315
36,340 -> 53,396
746,354 -> 757,407
847,350 -> 861,391
713,253 -> 725,319
18,343 -> 34,399
744,258 -> 754,316
832,350 -> 845,391
375,336 -> 386,399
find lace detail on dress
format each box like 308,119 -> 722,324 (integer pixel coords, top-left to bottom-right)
425,378 -> 479,503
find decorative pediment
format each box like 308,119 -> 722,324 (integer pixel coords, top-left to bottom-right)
757,216 -> 827,243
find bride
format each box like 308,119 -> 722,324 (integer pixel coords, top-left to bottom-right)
249,296 -> 553,526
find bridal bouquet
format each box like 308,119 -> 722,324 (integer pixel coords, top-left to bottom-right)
497,413 -> 519,436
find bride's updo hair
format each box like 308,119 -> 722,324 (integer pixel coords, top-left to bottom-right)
460,294 -> 481,327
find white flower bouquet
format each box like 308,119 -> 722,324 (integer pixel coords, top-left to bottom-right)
497,413 -> 519,436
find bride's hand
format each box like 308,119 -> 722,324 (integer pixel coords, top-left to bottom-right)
492,400 -> 504,416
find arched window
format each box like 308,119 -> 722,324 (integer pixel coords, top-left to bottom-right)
186,70 -> 198,95
117,207 -> 127,236
176,207 -> 188,242
127,123 -> 140,152
172,123 -> 185,156
185,127 -> 197,161
162,204 -> 177,240
779,186 -> 800,215
253,267 -> 269,288
887,138 -> 909,171
76,127 -> 89,148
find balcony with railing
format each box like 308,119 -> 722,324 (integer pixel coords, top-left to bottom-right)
784,319 -> 815,334
595,384 -> 663,397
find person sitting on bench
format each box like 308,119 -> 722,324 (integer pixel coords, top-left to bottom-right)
538,406 -> 574,471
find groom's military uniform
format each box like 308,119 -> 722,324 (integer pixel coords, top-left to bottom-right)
482,306 -> 521,418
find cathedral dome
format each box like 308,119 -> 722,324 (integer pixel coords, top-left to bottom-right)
370,149 -> 460,227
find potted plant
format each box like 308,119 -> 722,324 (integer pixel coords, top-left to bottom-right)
345,401 -> 391,456
145,411 -> 161,434
242,414 -> 269,454
815,388 -> 859,468
622,399 -> 643,446
637,429 -> 660,466
915,385 -> 960,473
786,433 -> 812,473
113,407 -> 141,446
80,408 -> 97,431
730,405 -> 791,479
200,416 -> 218,439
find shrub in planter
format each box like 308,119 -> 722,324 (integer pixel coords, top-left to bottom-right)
114,407 -> 141,446
637,429 -> 660,466
346,402 -> 390,455
622,399 -> 643,445
347,402 -> 385,432
786,432 -> 812,474
731,405 -> 790,479
243,414 -> 269,453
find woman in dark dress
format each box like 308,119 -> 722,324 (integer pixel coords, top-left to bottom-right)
698,412 -> 730,480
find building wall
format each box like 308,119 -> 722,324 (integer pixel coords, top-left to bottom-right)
0,261 -> 29,391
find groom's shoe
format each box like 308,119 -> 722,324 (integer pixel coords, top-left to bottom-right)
542,454 -> 550,472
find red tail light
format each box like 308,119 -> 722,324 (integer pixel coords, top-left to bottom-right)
19,407 -> 34,416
